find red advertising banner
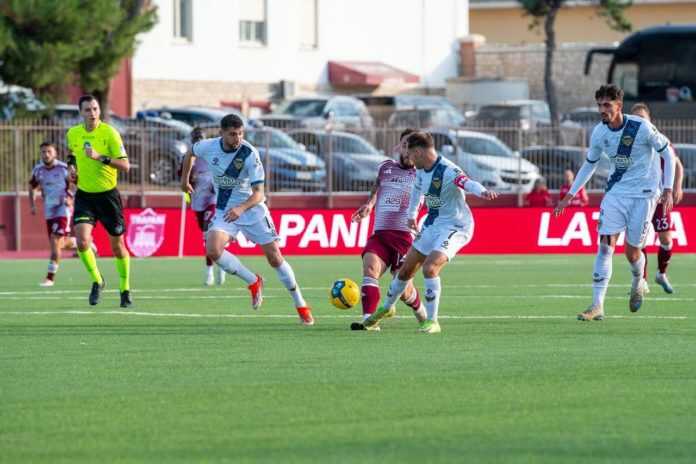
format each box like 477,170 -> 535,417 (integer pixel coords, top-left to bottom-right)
91,207 -> 696,257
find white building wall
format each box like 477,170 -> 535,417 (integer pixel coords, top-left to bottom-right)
133,0 -> 469,88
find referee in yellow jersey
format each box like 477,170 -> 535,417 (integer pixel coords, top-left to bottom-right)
66,95 -> 132,307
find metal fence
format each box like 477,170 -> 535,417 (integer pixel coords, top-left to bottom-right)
2,119 -> 696,198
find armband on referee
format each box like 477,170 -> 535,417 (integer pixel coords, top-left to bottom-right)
99,156 -> 112,166
67,155 -> 76,166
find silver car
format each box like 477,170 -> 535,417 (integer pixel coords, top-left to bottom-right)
430,128 -> 541,193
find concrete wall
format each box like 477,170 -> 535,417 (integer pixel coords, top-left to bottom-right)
470,3 -> 696,45
132,0 -> 469,110
474,42 -> 613,112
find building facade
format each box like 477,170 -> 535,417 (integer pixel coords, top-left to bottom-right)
130,0 -> 469,112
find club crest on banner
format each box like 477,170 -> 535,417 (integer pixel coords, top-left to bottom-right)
126,208 -> 166,257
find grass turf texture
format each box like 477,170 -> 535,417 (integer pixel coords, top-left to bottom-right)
1,254 -> 695,464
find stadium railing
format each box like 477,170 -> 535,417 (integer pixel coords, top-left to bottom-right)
2,119 -> 695,198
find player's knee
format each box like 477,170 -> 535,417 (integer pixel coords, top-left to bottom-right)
363,263 -> 380,279
76,236 -> 90,251
659,232 -> 672,247
422,265 -> 439,278
267,253 -> 284,268
598,243 -> 614,258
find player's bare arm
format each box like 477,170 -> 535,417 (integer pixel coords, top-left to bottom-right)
83,145 -> 130,172
28,184 -> 37,215
180,151 -> 196,194
674,157 -> 684,204
224,182 -> 265,222
351,178 -> 380,222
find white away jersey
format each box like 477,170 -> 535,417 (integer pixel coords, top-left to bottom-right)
192,138 -> 268,225
29,161 -> 71,219
588,114 -> 670,198
410,156 -> 473,230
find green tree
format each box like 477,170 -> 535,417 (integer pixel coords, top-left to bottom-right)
517,0 -> 632,129
77,0 -> 157,118
0,0 -> 109,99
0,0 -> 156,116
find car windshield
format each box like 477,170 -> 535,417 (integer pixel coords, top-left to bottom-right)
277,99 -> 327,117
246,130 -> 298,149
476,106 -> 525,120
458,136 -> 513,157
325,135 -> 377,154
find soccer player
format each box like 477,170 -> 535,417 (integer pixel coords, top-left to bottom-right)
364,131 -> 498,334
349,128 -> 426,331
554,85 -> 676,320
630,103 -> 684,293
66,95 -> 132,307
180,114 -> 314,326
29,142 -> 78,286
185,127 -> 225,286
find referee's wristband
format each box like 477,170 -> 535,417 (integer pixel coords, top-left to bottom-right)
99,156 -> 112,165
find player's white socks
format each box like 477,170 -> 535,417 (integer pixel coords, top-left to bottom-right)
629,252 -> 646,286
275,261 -> 307,308
424,277 -> 441,321
215,250 -> 257,285
592,244 -> 614,308
47,262 -> 59,274
384,277 -> 408,309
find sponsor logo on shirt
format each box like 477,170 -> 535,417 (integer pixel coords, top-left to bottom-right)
215,175 -> 244,189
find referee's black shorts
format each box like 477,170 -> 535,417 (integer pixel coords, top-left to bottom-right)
73,188 -> 126,236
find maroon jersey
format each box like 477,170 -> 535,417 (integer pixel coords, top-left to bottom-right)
29,161 -> 71,219
373,159 -> 417,233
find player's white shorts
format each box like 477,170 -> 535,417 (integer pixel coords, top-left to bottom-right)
208,212 -> 279,246
598,194 -> 658,247
413,222 -> 473,261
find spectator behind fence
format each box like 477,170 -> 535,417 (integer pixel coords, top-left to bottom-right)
559,169 -> 589,207
525,178 -> 552,207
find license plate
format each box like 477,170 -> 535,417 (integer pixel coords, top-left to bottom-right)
296,172 -> 312,180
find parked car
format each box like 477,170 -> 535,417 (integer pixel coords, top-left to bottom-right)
357,94 -> 467,125
388,106 -> 466,128
141,106 -> 244,127
520,146 -> 609,190
468,100 -> 584,148
288,130 -> 388,191
243,128 -> 326,192
260,96 -> 374,131
563,107 -> 599,144
46,104 -> 190,186
0,85 -> 46,120
429,128 -> 541,193
674,143 -> 696,189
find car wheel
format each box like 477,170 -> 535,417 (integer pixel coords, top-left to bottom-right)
147,155 -> 177,185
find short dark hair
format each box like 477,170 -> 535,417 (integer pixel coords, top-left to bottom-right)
191,126 -> 205,142
630,102 -> 650,117
39,141 -> 56,150
400,128 -> 417,140
220,114 -> 244,130
78,94 -> 98,110
406,131 -> 434,150
595,84 -> 624,102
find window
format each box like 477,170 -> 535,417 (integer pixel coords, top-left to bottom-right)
239,0 -> 267,45
173,0 -> 193,41
299,0 -> 318,49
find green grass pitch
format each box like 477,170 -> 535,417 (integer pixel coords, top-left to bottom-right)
1,254 -> 695,463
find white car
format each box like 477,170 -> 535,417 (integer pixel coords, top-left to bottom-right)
429,128 -> 541,193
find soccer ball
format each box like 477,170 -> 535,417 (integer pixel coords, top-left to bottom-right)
329,278 -> 360,309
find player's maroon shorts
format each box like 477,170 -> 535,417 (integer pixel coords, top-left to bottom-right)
362,230 -> 413,272
194,204 -> 216,232
46,216 -> 70,237
652,203 -> 672,232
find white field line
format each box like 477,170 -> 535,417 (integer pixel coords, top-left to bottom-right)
0,311 -> 687,320
1,294 -> 694,302
1,283 -> 695,296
